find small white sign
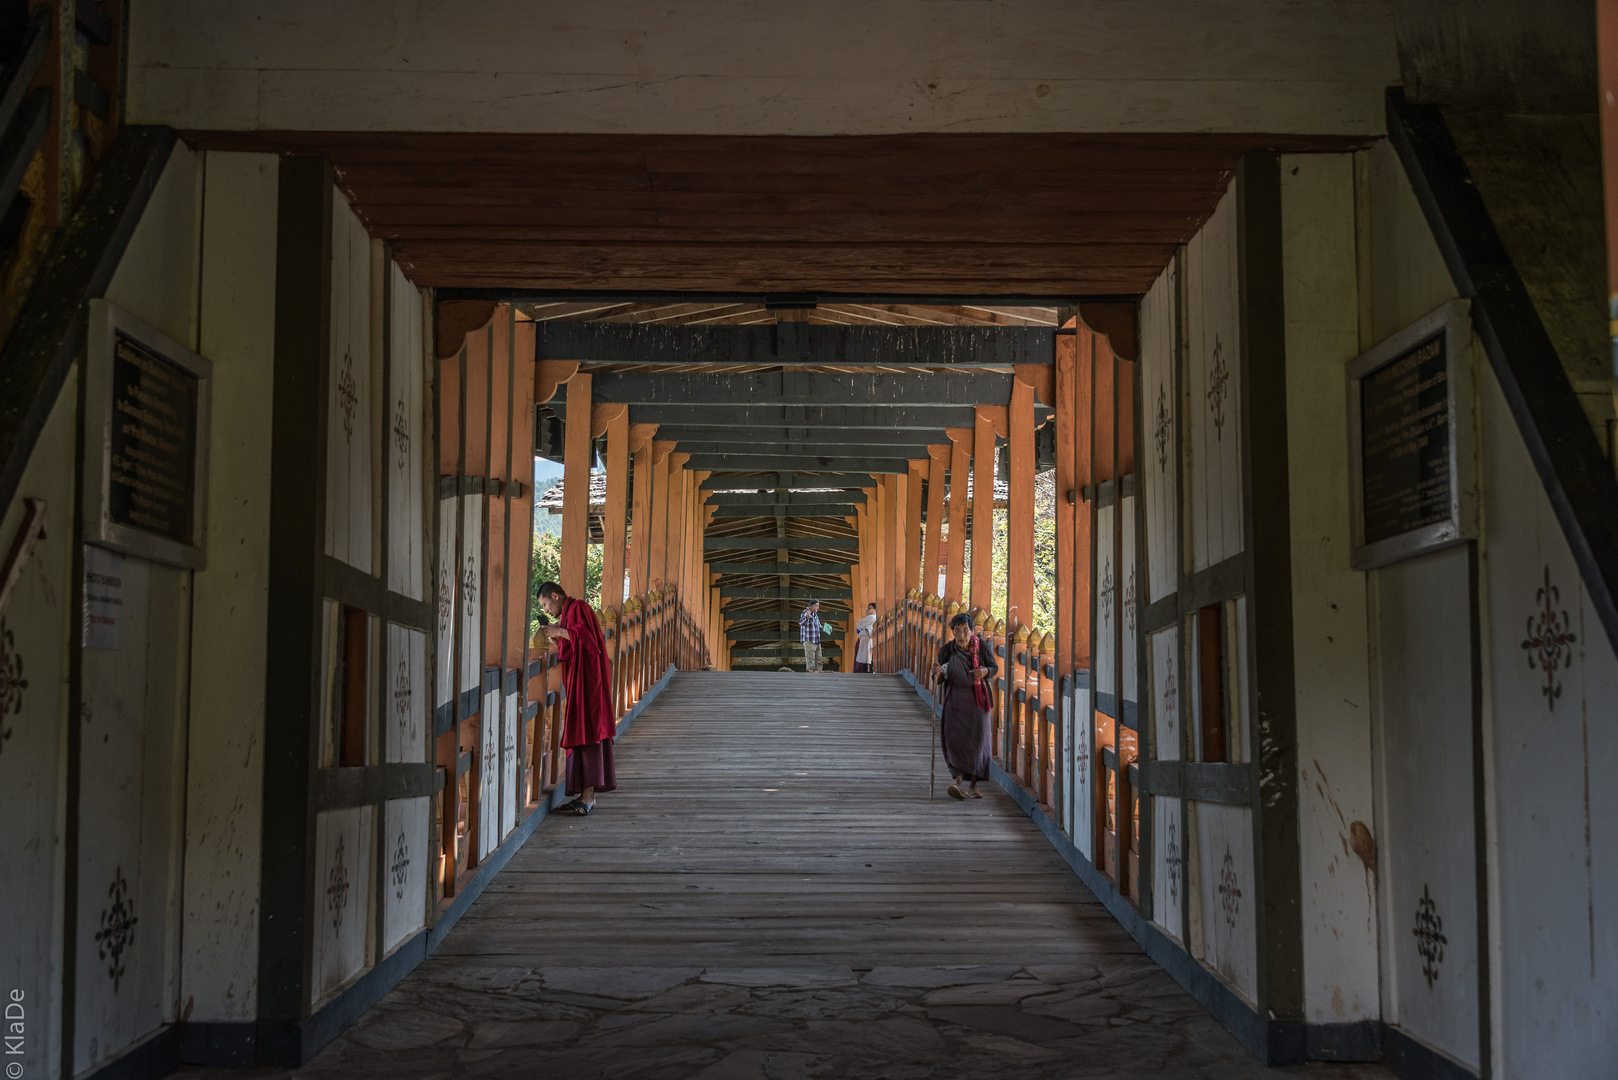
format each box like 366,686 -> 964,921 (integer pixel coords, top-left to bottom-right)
83,545 -> 124,650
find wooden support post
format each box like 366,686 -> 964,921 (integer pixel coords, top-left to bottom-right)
971,407 -> 999,613
649,440 -> 675,590
1007,378 -> 1036,633
872,481 -> 888,613
1073,329 -> 1095,673
904,460 -> 925,596
945,430 -> 970,604
601,407 -> 630,611
628,430 -> 653,598
1054,320 -> 1081,674
559,373 -> 593,598
923,445 -> 948,598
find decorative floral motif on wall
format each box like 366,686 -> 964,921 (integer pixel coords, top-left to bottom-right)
1125,567 -> 1137,637
1154,383 -> 1172,473
95,866 -> 138,991
393,396 -> 410,469
326,835 -> 350,933
0,619 -> 26,757
1521,565 -> 1576,710
463,556 -> 479,618
1099,560 -> 1113,633
337,348 -> 359,441
391,831 -> 411,901
1165,819 -> 1181,905
1413,883 -> 1447,988
1162,655 -> 1177,740
395,658 -> 412,744
438,566 -> 454,637
1217,846 -> 1242,929
1206,336 -> 1229,438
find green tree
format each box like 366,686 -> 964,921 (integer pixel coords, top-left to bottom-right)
529,532 -> 602,638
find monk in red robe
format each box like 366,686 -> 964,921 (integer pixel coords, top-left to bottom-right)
537,582 -> 616,815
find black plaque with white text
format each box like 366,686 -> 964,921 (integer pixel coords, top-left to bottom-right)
108,333 -> 199,546
1358,331 -> 1450,545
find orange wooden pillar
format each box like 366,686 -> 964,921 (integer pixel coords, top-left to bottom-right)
599,406 -> 630,611
904,460 -> 925,596
922,445 -> 948,599
559,373 -> 593,598
649,441 -> 675,590
1071,328 -> 1095,674
1006,379 -> 1036,633
944,430 -> 970,604
1053,323 -> 1083,675
970,406 -> 1001,614
628,425 -> 655,597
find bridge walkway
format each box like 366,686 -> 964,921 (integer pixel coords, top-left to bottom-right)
190,672 -> 1392,1080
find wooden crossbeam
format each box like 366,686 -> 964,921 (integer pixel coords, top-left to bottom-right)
537,322 -> 1059,367
705,537 -> 859,550
710,561 -> 854,574
558,371 -> 1012,407
709,504 -> 859,518
720,587 -> 852,599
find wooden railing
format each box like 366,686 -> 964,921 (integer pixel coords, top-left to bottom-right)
523,585 -> 712,808
870,590 -> 1061,821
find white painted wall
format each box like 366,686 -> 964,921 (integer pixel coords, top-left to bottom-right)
126,0 -> 1397,135
1279,154 -> 1378,1027
77,140 -> 205,1075
0,366 -> 79,1080
1478,356 -> 1618,1078
182,150 -> 280,1023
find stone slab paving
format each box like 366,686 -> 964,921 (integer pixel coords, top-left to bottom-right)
181,673 -> 1396,1080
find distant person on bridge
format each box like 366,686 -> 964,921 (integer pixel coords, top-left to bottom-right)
798,599 -> 826,673
932,612 -> 997,801
537,581 -> 616,815
853,602 -> 877,673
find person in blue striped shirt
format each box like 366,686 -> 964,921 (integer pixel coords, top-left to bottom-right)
798,599 -> 824,672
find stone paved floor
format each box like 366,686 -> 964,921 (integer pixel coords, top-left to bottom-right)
183,673 -> 1396,1080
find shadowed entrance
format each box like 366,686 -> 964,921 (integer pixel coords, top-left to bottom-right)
181,673 -> 1392,1080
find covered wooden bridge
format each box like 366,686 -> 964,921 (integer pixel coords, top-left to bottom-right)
3,6 -> 1617,1080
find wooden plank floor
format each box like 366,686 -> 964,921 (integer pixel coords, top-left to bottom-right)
188,672 -> 1394,1080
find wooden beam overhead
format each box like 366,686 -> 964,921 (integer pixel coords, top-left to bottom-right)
183,132 -> 1368,295
555,371 -> 1013,408
536,322 -> 1061,366
706,537 -> 860,551
686,454 -> 911,474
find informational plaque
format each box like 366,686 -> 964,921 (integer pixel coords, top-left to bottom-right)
108,334 -> 199,545
1347,301 -> 1473,570
84,301 -> 212,569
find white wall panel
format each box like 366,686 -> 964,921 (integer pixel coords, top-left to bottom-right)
386,266 -> 425,600
460,494 -> 483,698
1095,501 -> 1116,707
1139,262 -> 1179,603
1150,625 -> 1180,761
1480,363 -> 1618,1078
324,191 -> 373,573
0,370 -> 77,1076
381,796 -> 429,955
1184,185 -> 1243,573
1152,795 -> 1184,942
478,687 -> 499,861
311,806 -> 373,1004
185,149 -> 278,1023
1121,492 -> 1138,712
501,691 -> 519,841
1370,546 -> 1479,1069
76,559 -> 188,1073
1071,682 -> 1093,862
436,495 -> 456,712
386,624 -> 427,764
1192,800 -> 1257,1005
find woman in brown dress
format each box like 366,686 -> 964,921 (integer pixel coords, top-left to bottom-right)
932,612 -> 997,801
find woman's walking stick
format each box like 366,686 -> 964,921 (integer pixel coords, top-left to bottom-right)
930,702 -> 937,800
